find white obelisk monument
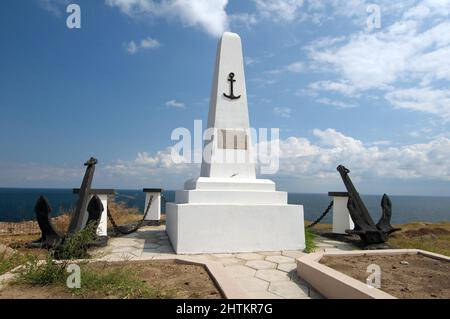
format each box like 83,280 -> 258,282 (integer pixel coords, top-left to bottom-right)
166,32 -> 305,254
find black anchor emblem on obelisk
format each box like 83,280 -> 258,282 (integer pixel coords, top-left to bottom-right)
223,72 -> 241,100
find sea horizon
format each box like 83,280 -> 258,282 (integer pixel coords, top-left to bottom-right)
0,187 -> 448,224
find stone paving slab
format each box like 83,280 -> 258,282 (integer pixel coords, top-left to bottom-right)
246,260 -> 277,270
235,277 -> 270,292
255,269 -> 291,282
265,255 -> 295,264
236,253 -> 265,261
257,251 -> 282,256
277,262 -> 297,273
268,281 -> 310,299
282,250 -> 306,258
225,265 -> 257,278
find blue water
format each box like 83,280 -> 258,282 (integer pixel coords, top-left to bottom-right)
0,188 -> 448,224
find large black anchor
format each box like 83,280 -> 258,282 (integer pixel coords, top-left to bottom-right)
30,157 -> 104,248
337,165 -> 400,244
223,72 -> 241,100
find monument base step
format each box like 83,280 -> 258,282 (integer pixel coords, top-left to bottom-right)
175,190 -> 287,204
166,203 -> 305,254
184,177 -> 276,191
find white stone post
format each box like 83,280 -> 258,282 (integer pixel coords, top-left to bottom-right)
143,188 -> 163,221
329,192 -> 354,234
73,189 -> 114,237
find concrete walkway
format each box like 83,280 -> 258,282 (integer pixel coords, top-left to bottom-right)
92,225 -> 356,299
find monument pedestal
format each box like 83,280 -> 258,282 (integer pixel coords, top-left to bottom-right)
166,178 -> 305,254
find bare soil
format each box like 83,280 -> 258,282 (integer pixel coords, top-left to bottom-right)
320,254 -> 450,299
0,260 -> 222,299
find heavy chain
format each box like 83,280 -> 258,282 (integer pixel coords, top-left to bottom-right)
307,200 -> 333,229
107,195 -> 153,235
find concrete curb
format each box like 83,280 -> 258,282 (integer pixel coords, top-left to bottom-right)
174,256 -> 249,299
296,248 -> 449,299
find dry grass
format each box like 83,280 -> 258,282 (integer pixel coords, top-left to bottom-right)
106,200 -> 144,231
388,221 -> 450,257
1,260 -> 222,299
308,220 -> 450,257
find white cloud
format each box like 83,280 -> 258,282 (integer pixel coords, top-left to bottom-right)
5,128 -> 449,192
308,12 -> 450,90
304,0 -> 450,118
107,128 -> 450,185
125,37 -> 160,54
308,80 -> 360,97
385,87 -> 450,119
106,0 -> 229,37
36,0 -> 70,16
316,98 -> 357,109
273,107 -> 292,118
229,13 -> 258,29
275,128 -> 450,182
253,0 -> 305,22
165,99 -> 185,108
267,61 -> 304,75
104,147 -> 198,182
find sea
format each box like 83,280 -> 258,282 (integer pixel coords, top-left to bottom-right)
0,188 -> 448,224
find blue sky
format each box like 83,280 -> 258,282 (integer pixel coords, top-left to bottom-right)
0,0 -> 449,196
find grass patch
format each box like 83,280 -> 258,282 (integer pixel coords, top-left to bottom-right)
13,258 -> 171,298
304,227 -> 316,253
0,250 -> 30,275
7,260 -> 220,299
14,254 -> 66,286
388,221 -> 450,257
74,263 -> 171,299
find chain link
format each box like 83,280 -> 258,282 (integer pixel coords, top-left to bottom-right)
107,195 -> 154,235
307,200 -> 334,229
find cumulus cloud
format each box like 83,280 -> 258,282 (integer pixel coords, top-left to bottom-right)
103,128 -> 450,186
275,128 -> 450,182
273,107 -> 292,118
36,0 -> 69,17
105,0 -> 229,37
125,37 -> 160,54
267,61 -> 304,75
316,98 -> 357,109
7,128 -> 448,192
165,99 -> 185,108
308,80 -> 360,97
253,0 -> 305,22
385,87 -> 450,119
304,0 -> 450,118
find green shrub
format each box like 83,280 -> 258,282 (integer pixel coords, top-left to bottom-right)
304,227 -> 316,253
0,248 -> 35,276
14,254 -> 67,286
53,222 -> 98,260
